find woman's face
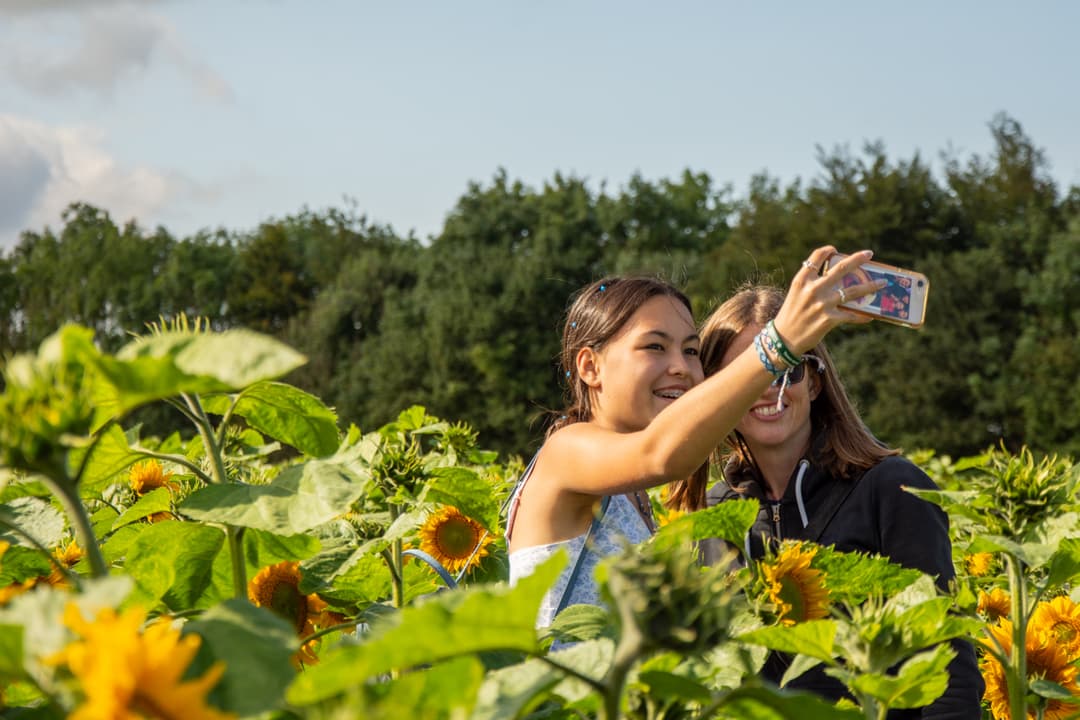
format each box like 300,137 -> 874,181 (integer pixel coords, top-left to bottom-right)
586,295 -> 704,432
720,324 -> 819,456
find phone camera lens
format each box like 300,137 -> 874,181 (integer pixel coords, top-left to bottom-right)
917,280 -> 925,288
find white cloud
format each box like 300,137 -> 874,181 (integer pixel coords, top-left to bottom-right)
0,4 -> 232,102
0,114 -> 219,250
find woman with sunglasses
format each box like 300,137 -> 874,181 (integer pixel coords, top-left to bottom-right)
670,283 -> 982,718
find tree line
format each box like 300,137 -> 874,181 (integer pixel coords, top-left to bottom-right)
1,114 -> 1077,459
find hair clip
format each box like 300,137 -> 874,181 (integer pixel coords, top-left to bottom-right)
565,370 -> 571,378
570,321 -> 577,328
598,284 -> 606,292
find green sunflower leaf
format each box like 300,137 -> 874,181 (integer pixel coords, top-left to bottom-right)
652,498 -> 758,548
91,329 -> 307,418
0,496 -> 65,550
179,457 -> 370,535
471,638 -> 613,720
846,644 -> 955,709
737,619 -> 837,663
286,551 -> 566,705
111,487 -> 173,530
353,655 -> 486,719
122,520 -> 224,611
202,382 -> 339,458
423,467 -> 500,533
1044,538 -> 1080,588
187,599 -> 298,717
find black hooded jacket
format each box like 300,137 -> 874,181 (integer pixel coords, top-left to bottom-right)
701,454 -> 984,719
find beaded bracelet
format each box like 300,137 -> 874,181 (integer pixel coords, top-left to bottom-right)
753,331 -> 785,378
764,320 -> 802,368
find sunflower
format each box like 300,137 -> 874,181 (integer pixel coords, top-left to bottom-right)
45,540 -> 84,589
1031,596 -> 1080,658
977,588 -> 1012,622
129,459 -> 176,496
53,603 -> 234,720
964,552 -> 995,577
761,542 -> 830,626
248,561 -> 347,668
981,618 -> 1080,720
417,505 -> 495,575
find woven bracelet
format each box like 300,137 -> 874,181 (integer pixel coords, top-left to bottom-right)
765,320 -> 802,368
753,331 -> 784,378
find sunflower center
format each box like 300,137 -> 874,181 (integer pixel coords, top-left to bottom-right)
1050,621 -> 1077,646
270,582 -> 308,634
434,518 -> 479,559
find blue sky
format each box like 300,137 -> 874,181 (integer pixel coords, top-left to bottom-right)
1,1 -> 1077,251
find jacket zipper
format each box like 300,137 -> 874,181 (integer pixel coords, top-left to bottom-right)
770,501 -> 782,539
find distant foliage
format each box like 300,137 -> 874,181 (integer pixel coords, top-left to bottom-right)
2,114 -> 1078,457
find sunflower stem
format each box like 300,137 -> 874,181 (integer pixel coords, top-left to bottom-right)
1005,552 -> 1029,720
388,504 -> 404,609
39,474 -> 108,578
228,525 -> 247,599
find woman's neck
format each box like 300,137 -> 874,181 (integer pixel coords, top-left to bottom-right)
746,436 -> 811,501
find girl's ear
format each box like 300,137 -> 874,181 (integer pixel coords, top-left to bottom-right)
577,347 -> 602,389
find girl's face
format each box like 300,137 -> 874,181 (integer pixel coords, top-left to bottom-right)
585,295 -> 704,432
720,324 -> 819,456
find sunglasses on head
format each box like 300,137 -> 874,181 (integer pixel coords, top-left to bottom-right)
770,354 -> 825,387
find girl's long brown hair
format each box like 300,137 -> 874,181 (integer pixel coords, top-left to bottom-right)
669,283 -> 897,511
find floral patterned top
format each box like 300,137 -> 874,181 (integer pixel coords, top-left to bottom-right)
508,491 -> 652,628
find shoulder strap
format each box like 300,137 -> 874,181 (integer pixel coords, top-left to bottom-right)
554,495 -> 611,616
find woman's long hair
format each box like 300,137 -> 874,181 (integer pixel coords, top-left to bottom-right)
670,283 -> 897,510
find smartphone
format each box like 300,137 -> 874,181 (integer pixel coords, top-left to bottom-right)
823,254 -> 930,328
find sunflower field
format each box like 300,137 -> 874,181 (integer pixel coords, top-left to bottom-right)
1,324 -> 1079,720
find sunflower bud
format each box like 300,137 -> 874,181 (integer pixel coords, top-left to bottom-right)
601,535 -> 739,655
0,327 -> 97,483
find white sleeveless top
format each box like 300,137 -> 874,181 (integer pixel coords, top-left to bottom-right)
508,491 -> 652,628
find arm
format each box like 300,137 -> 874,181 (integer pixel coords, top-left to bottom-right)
545,247 -> 881,497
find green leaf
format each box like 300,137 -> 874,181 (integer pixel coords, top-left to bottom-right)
0,544 -> 53,585
71,423 -> 138,494
0,497 -> 65,550
357,655 -> 486,719
286,551 -> 566,705
653,499 -> 758,549
203,382 -> 339,458
122,521 -> 224,611
717,684 -> 864,719
847,644 -> 955,708
424,467 -> 500,533
0,624 -> 24,678
1045,538 -> 1080,588
545,603 -> 611,644
93,329 -> 307,417
638,669 -> 712,703
111,487 -> 173,530
738,620 -> 837,663
187,599 -> 298,717
1031,678 -> 1080,701
180,457 -> 370,534
813,547 -> 923,606
471,639 -> 613,720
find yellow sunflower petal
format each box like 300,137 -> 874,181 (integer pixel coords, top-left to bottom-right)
57,603 -> 235,720
977,588 -> 1011,622
130,459 -> 176,496
418,506 -> 495,575
761,542 -> 830,626
1031,595 -> 1080,658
